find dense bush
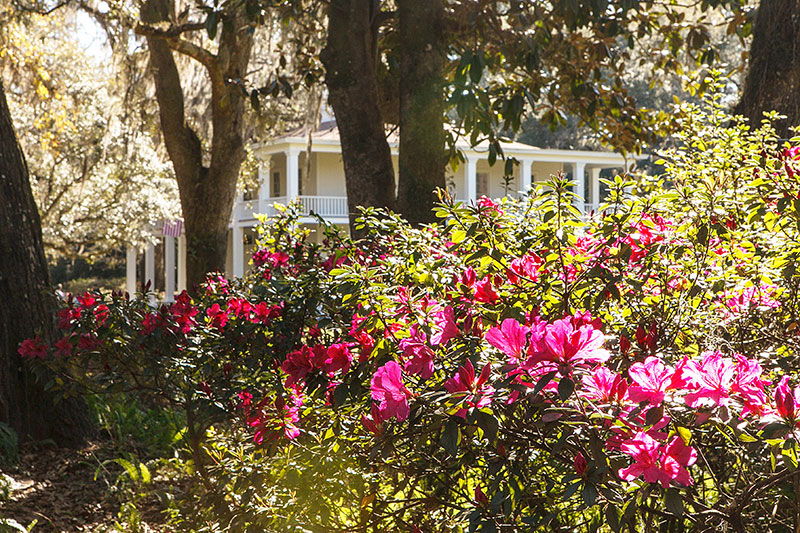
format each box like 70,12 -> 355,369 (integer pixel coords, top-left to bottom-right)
21,95 -> 800,531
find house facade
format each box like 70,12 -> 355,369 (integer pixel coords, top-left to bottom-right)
126,122 -> 631,301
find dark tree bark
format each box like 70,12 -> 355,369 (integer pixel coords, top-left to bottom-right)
0,81 -> 92,446
396,0 -> 447,225
139,0 -> 252,287
736,0 -> 800,137
321,0 -> 396,236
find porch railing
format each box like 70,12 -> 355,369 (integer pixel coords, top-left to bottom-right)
235,195 -> 349,221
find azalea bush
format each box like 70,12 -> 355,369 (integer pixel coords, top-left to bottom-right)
21,93 -> 800,531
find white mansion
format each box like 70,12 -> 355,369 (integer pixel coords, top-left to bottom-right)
126,121 -> 631,301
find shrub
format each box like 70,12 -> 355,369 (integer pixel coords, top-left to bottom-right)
22,93 -> 800,531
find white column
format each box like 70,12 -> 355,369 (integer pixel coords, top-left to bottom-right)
144,243 -> 156,304
257,162 -> 269,213
126,247 -> 137,297
465,155 -> 478,202
573,161 -> 586,212
520,158 -> 533,193
164,235 -> 176,302
286,148 -> 300,200
177,235 -> 187,292
590,167 -> 602,211
232,225 -> 244,278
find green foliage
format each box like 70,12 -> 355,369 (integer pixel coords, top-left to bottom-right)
0,423 -> 18,467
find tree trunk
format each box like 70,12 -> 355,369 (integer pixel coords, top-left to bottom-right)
396,0 -> 447,225
0,81 -> 92,446
735,0 -> 800,137
141,0 -> 252,288
321,0 -> 396,237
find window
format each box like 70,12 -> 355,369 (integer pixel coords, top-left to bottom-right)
272,171 -> 281,197
477,172 -> 489,197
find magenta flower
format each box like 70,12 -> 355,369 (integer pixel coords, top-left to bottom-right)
431,306 -> 459,346
443,359 -> 494,417
618,432 -> 696,487
474,276 -> 499,303
281,346 -> 314,386
400,325 -> 436,379
531,316 -> 609,368
627,356 -> 675,405
682,351 -> 736,408
507,254 -> 542,284
732,355 -> 770,416
205,303 -> 229,329
371,361 -> 413,422
485,318 -> 529,361
774,376 -> 798,422
580,366 -> 628,404
323,343 -> 353,375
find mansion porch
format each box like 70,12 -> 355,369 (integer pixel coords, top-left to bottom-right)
126,122 -> 632,302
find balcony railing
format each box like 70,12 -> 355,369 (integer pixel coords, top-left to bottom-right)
235,195 -> 601,223
235,195 -> 349,221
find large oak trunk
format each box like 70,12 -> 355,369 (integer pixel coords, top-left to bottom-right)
321,0 -> 396,237
736,0 -> 800,137
142,0 -> 252,288
0,81 -> 92,446
396,0 -> 447,225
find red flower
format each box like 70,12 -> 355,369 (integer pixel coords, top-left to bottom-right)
54,336 -> 73,357
473,276 -> 499,303
206,303 -> 229,329
169,291 -> 199,333
77,333 -> 102,352
76,292 -> 97,309
573,452 -> 588,476
282,346 -> 315,386
323,343 -> 353,375
56,307 -> 81,329
18,337 -> 48,359
93,304 -> 110,326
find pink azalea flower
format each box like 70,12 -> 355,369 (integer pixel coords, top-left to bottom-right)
431,306 -> 459,346
443,359 -> 494,417
400,325 -> 436,379
507,254 -> 542,284
371,361 -> 413,422
732,355 -> 770,416
682,351 -> 736,408
474,276 -> 499,303
627,356 -> 675,405
246,388 -> 304,443
530,315 -> 609,369
580,366 -> 628,404
618,432 -> 696,487
323,343 -> 353,375
485,318 -> 529,362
